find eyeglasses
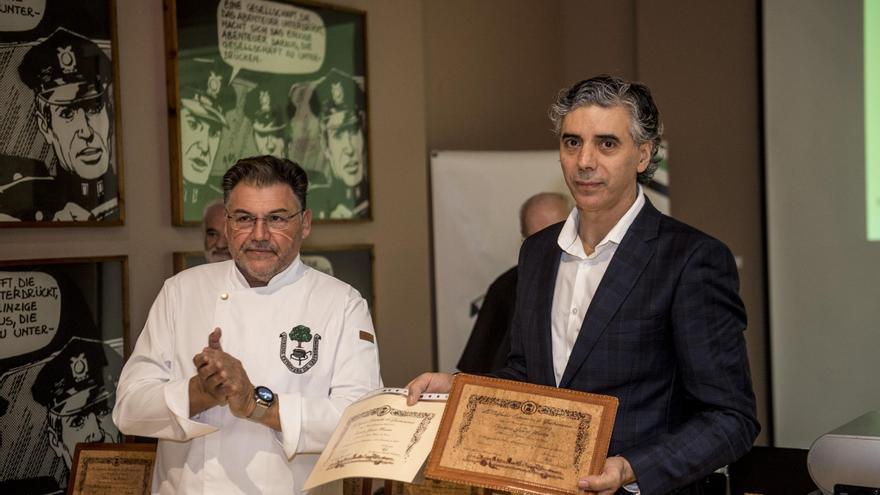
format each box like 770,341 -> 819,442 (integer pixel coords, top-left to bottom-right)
226,209 -> 303,232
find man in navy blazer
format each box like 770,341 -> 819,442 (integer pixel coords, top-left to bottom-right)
407,75 -> 759,494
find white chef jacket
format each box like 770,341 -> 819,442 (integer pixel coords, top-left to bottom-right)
113,257 -> 382,494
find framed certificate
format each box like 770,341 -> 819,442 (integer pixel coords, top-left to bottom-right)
425,374 -> 618,495
68,442 -> 156,495
303,388 -> 447,491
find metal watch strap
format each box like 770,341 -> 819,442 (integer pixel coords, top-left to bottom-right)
247,387 -> 273,422
248,400 -> 269,421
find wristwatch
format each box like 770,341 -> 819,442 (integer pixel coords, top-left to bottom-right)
248,386 -> 275,422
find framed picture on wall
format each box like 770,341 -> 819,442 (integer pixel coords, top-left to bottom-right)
172,251 -> 207,274
173,244 -> 374,309
0,1 -> 124,226
0,256 -> 129,493
301,244 -> 374,310
164,0 -> 370,225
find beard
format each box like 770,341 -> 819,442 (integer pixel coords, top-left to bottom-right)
205,247 -> 232,263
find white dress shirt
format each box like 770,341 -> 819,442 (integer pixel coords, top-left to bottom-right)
551,188 -> 645,386
113,258 -> 382,494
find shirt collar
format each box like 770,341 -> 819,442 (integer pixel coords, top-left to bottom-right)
557,185 -> 646,258
229,255 -> 306,293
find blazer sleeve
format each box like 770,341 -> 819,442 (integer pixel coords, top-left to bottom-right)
621,237 -> 760,494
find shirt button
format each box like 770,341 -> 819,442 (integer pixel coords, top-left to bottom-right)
220,293 -> 229,300
572,308 -> 578,315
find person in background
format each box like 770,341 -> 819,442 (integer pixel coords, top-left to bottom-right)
202,198 -> 231,263
457,192 -> 569,374
114,155 -> 382,494
407,75 -> 759,494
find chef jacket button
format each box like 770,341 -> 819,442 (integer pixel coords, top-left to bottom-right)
220,293 -> 229,300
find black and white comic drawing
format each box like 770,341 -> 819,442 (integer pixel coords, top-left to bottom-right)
0,1 -> 122,226
0,258 -> 126,494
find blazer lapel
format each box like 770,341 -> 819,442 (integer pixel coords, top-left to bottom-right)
559,200 -> 661,388
532,234 -> 562,387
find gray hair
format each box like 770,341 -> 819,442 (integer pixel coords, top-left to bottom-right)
202,198 -> 225,223
548,75 -> 664,184
222,155 -> 309,208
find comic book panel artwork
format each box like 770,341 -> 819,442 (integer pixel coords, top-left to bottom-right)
167,0 -> 370,225
0,1 -> 123,226
0,258 -> 127,493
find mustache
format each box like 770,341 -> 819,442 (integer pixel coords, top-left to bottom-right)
240,240 -> 279,254
575,169 -> 597,180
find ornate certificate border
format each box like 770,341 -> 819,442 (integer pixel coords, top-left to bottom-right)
68,442 -> 156,495
326,405 -> 436,470
425,374 -> 617,495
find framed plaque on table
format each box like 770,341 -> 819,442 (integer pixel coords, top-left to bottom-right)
425,374 -> 618,495
68,442 -> 156,495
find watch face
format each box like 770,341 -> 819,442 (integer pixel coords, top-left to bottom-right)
255,386 -> 274,402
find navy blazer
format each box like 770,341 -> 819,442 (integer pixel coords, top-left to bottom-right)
494,199 -> 760,494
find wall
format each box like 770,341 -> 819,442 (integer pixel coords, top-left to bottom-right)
764,0 -> 880,448
424,0 -> 563,151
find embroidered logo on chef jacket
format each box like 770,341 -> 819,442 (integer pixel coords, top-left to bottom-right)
279,324 -> 321,373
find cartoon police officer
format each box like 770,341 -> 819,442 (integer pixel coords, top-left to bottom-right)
307,69 -> 370,220
13,27 -> 118,222
31,337 -> 123,477
244,82 -> 294,158
178,58 -> 235,221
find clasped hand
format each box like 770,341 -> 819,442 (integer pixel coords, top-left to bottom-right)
191,328 -> 256,418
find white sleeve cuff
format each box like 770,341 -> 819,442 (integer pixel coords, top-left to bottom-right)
275,392 -> 303,459
163,378 -> 218,439
623,482 -> 640,494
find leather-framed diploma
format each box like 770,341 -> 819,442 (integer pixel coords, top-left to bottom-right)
425,374 -> 618,495
67,442 -> 156,495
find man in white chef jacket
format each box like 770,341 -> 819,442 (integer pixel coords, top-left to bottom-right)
113,155 -> 382,494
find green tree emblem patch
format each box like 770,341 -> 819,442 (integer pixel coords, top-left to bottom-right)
280,325 -> 321,373
289,325 -> 312,347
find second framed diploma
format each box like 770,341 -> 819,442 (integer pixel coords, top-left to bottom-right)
425,374 -> 618,495
68,442 -> 156,495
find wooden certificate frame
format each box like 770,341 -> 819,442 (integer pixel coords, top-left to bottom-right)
425,374 -> 618,495
68,442 -> 156,495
